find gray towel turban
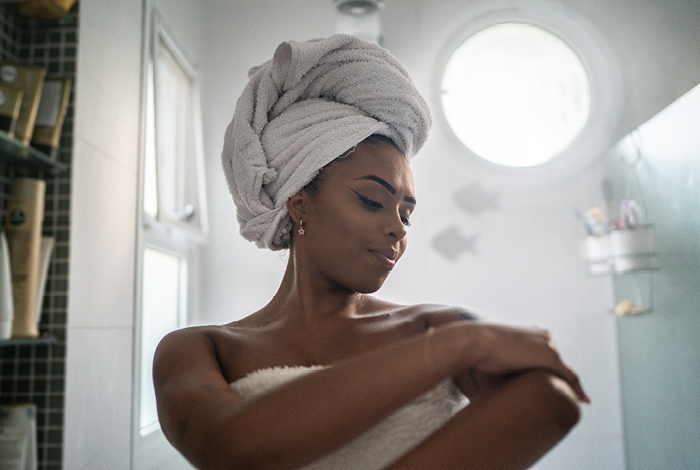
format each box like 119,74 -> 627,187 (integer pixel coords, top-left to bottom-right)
221,34 -> 432,250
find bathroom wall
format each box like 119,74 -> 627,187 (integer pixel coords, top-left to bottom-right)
604,84 -> 700,469
62,0 -> 142,467
196,1 -> 700,469
58,0 -> 700,468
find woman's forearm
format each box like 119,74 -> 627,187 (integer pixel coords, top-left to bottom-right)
389,370 -> 581,470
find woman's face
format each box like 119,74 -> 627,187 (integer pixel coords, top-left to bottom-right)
301,141 -> 415,293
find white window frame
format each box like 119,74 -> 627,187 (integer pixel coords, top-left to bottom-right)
132,8 -> 205,469
151,13 -> 209,241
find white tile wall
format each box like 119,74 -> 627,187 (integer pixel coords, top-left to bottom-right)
64,0 -> 142,467
72,0 -> 142,171
63,327 -> 134,470
68,139 -> 137,328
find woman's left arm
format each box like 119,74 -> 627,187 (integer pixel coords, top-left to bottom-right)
419,306 -> 579,404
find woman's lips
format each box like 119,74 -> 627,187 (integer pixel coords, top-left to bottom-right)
370,249 -> 397,270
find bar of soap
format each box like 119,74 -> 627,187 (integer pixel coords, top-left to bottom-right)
614,299 -> 636,316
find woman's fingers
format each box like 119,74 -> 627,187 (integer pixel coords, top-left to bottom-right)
561,368 -> 591,403
470,324 -> 590,403
528,331 -> 591,404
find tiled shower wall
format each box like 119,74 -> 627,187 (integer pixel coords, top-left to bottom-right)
0,4 -> 77,469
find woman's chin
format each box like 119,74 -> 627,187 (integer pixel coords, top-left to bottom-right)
352,276 -> 389,295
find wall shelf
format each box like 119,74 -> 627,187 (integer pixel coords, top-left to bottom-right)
0,130 -> 67,174
0,335 -> 57,347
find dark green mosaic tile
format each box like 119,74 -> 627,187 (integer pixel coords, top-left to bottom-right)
34,379 -> 47,392
53,295 -> 67,309
49,396 -> 62,408
49,378 -> 63,391
16,379 -> 30,393
18,345 -> 32,359
49,411 -> 62,426
1,346 -> 16,360
17,361 -> 30,375
34,344 -> 49,358
34,361 -> 47,375
1,361 -> 14,374
47,447 -> 63,460
49,361 -> 64,375
47,429 -> 61,443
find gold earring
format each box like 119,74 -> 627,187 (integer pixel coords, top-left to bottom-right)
298,219 -> 305,235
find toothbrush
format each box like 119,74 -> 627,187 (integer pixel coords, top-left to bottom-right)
574,208 -> 594,235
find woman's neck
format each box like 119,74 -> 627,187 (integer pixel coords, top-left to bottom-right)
264,249 -> 368,325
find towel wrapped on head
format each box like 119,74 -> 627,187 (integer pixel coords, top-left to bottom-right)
221,34 -> 432,250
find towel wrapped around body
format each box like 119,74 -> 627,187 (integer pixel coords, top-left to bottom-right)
230,366 -> 467,469
221,34 -> 432,250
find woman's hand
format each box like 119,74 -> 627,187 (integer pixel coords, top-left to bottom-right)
443,322 -> 590,403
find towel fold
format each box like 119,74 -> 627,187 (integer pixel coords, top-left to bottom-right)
229,366 -> 467,470
221,34 -> 432,250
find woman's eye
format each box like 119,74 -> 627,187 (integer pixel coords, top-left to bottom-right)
351,188 -> 383,210
350,188 -> 411,226
361,196 -> 383,210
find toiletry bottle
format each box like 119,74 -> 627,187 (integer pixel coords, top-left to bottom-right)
0,84 -> 23,137
4,177 -> 45,338
0,230 -> 14,340
0,62 -> 47,145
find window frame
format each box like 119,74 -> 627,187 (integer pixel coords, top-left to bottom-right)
131,8 -> 206,469
151,13 -> 209,241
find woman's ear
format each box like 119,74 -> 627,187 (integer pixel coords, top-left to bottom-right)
286,190 -> 307,223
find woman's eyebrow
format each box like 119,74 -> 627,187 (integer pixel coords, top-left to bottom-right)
355,175 -> 417,204
356,175 -> 396,194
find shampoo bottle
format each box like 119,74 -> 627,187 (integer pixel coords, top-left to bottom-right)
4,177 -> 45,338
0,230 -> 13,340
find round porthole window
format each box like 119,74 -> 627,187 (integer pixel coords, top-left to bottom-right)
441,23 -> 591,167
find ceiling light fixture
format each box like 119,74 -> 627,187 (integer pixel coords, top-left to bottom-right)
334,0 -> 384,45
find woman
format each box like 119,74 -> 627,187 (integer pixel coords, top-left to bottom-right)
154,34 -> 589,470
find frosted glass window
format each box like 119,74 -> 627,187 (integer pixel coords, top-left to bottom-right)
149,20 -> 208,240
441,23 -> 591,167
139,247 -> 186,435
155,41 -> 191,217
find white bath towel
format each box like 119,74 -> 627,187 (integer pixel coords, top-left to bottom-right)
230,366 -> 467,470
221,34 -> 432,250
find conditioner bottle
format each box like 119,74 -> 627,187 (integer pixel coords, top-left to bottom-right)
4,177 -> 45,338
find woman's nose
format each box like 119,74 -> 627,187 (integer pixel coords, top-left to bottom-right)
386,211 -> 407,240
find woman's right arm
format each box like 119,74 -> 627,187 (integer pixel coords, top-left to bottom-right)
153,322 -> 587,470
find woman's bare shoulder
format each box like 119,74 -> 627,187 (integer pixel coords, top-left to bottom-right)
157,323 -> 247,348
159,311 -> 273,343
155,321 -> 270,383
366,297 -> 483,325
